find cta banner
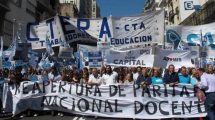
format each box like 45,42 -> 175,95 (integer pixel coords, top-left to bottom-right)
166,22 -> 215,49
4,82 -> 206,119
105,48 -> 154,67
66,10 -> 164,48
154,48 -> 198,68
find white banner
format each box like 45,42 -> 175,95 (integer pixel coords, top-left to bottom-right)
4,82 -> 207,119
67,10 -> 164,48
105,48 -> 154,67
154,48 -> 198,69
27,16 -> 64,49
166,22 -> 215,49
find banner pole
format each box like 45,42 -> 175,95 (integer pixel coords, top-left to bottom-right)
163,9 -> 166,49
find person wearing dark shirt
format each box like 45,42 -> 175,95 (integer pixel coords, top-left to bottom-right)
163,64 -> 179,86
136,67 -> 150,85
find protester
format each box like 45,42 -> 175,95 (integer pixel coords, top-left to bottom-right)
149,67 -> 163,85
163,64 -> 179,86
117,73 -> 125,84
101,65 -> 118,85
88,68 -> 101,85
48,66 -> 61,82
178,66 -> 191,84
136,67 -> 150,85
207,64 -> 214,74
197,68 -> 215,120
71,71 -> 80,83
124,73 -> 134,85
133,66 -> 141,81
190,68 -> 199,86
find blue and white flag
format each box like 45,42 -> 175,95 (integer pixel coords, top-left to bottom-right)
3,38 -> 16,61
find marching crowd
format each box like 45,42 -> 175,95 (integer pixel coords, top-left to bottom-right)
0,64 -> 215,120
1,64 -> 213,86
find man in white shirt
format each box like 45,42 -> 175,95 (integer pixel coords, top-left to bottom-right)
88,68 -> 101,85
197,68 -> 215,120
48,67 -> 61,82
133,67 -> 142,81
102,65 -> 118,85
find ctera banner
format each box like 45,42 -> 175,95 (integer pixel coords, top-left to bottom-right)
166,22 -> 215,50
3,81 -> 207,119
27,11 -> 164,49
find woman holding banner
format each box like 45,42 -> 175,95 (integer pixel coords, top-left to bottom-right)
149,67 -> 164,85
178,66 -> 191,84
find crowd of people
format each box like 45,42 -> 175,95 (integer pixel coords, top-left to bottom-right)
1,64 -> 213,86
0,64 -> 215,120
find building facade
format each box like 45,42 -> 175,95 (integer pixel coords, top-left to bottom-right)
58,3 -> 78,17
58,0 -> 100,18
144,0 -> 208,25
0,0 -> 58,47
180,0 -> 215,25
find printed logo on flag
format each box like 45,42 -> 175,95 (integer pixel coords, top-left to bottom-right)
166,29 -> 181,49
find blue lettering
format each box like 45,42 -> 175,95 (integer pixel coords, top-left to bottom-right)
204,32 -> 215,49
46,18 -> 55,39
26,22 -> 39,41
50,40 -> 55,45
187,34 -> 199,46
125,25 -> 129,31
125,38 -> 129,44
55,39 -> 59,44
132,23 -> 138,30
99,17 -> 111,38
130,38 -> 134,43
134,37 -> 139,43
115,39 -> 119,45
111,38 -> 115,45
148,36 -> 152,41
40,41 -> 45,46
59,16 -> 75,34
140,22 -> 145,30
77,19 -> 90,31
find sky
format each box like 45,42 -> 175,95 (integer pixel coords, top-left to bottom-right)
97,0 -> 146,17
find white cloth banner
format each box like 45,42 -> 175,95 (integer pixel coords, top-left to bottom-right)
27,16 -> 65,49
67,10 -> 164,48
154,48 -> 198,68
166,22 -> 215,49
105,48 -> 154,67
27,11 -> 164,49
4,82 -> 207,119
